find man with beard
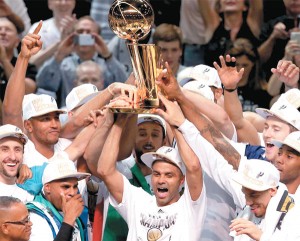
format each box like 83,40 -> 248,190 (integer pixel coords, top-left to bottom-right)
84,113 -> 167,241
0,124 -> 33,202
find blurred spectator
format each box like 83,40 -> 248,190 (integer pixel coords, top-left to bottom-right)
226,38 -> 272,111
0,0 -> 31,37
258,0 -> 300,80
180,0 -> 217,66
0,17 -> 37,102
29,0 -> 77,69
153,23 -> 187,78
36,16 -> 127,107
90,0 -> 114,44
203,0 -> 263,66
75,60 -> 104,91
267,38 -> 300,105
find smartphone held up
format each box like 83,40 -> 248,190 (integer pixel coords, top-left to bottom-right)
74,34 -> 95,46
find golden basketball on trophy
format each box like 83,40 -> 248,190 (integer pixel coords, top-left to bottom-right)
108,0 -> 162,113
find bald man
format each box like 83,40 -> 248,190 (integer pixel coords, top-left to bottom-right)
0,196 -> 32,241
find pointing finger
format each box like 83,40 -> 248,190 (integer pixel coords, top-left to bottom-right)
33,20 -> 43,35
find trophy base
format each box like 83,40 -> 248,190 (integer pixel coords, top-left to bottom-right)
109,107 -> 156,114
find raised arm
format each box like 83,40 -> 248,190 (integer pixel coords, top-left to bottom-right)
156,95 -> 203,201
197,0 -> 219,42
270,59 -> 300,93
258,22 -> 289,64
2,21 -> 43,129
60,82 -> 137,139
97,114 -> 128,204
247,0 -> 263,38
213,55 -> 260,145
156,63 -> 241,169
182,88 -> 235,140
84,110 -> 114,177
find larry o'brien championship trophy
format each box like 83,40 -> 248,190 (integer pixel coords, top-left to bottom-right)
108,0 -> 162,113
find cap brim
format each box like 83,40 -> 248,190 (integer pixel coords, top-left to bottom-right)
232,173 -> 271,191
67,92 -> 98,111
0,132 -> 28,144
141,152 -> 183,173
271,140 -> 284,148
255,108 -> 272,119
271,138 -> 300,153
30,109 -> 67,119
255,108 -> 290,125
44,172 -> 91,185
141,151 -> 161,169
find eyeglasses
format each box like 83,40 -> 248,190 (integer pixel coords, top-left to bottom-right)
5,216 -> 31,226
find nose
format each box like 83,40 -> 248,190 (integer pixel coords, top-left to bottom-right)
157,175 -> 166,184
263,127 -> 272,139
275,154 -> 284,165
145,136 -> 153,144
67,187 -> 78,197
0,27 -> 6,35
8,150 -> 17,160
245,197 -> 253,206
50,118 -> 59,128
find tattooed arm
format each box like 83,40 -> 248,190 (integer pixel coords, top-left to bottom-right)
156,63 -> 241,170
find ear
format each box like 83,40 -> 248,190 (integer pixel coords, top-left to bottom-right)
1,223 -> 9,235
44,183 -> 51,195
24,120 -> 33,133
270,187 -> 277,197
180,175 -> 185,186
214,88 -> 223,100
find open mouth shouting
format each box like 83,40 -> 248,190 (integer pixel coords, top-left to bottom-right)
156,187 -> 169,199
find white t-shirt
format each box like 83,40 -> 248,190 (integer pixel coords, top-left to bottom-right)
29,18 -> 60,50
110,175 -> 206,241
0,182 -> 33,203
29,209 -> 82,241
23,138 -> 72,167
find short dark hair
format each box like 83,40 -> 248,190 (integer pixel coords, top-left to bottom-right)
153,23 -> 183,47
0,196 -> 22,209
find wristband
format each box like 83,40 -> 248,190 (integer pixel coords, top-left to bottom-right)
223,87 -> 237,92
103,53 -> 112,61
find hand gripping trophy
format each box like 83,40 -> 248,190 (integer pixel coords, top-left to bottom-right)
108,0 -> 162,113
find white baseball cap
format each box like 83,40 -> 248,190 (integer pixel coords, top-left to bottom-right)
22,94 -> 66,120
272,131 -> 300,153
42,152 -> 90,185
177,67 -> 193,83
182,81 -> 214,102
141,146 -> 185,174
232,159 -> 280,191
137,114 -> 167,136
0,124 -> 28,144
280,88 -> 300,109
256,98 -> 300,130
188,64 -> 222,89
66,84 -> 98,112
